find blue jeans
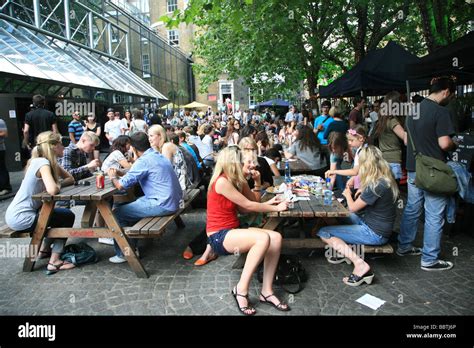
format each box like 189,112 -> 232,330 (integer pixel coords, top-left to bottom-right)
399,171 -> 448,267
317,213 -> 388,245
389,163 -> 402,180
112,196 -> 174,257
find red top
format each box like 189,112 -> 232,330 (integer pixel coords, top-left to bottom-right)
206,175 -> 240,235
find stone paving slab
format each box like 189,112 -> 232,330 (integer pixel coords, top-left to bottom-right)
0,207 -> 473,316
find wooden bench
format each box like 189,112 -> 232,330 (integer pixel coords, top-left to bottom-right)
123,188 -> 200,238
281,238 -> 394,253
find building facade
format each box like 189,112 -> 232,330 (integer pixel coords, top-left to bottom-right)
150,0 -> 253,112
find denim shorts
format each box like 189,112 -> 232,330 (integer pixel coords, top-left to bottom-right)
207,229 -> 233,256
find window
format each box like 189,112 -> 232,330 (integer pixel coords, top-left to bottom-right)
142,54 -> 150,77
167,0 -> 178,13
167,30 -> 179,47
249,88 -> 255,107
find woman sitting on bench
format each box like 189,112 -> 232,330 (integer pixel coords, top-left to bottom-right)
317,145 -> 398,286
5,131 -> 76,275
206,146 -> 290,315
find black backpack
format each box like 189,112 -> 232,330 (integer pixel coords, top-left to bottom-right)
60,243 -> 98,266
257,254 -> 307,294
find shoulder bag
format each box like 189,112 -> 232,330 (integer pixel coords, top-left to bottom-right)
406,124 -> 457,195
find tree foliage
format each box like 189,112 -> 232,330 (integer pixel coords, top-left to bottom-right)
163,0 -> 472,98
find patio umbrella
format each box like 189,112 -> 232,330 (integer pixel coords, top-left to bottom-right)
183,101 -> 210,109
159,103 -> 181,109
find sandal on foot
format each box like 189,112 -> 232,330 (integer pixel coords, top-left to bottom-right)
45,262 -> 63,275
343,271 -> 374,286
231,287 -> 256,316
259,293 -> 291,311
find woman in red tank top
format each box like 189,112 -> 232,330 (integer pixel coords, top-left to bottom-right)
205,145 -> 291,315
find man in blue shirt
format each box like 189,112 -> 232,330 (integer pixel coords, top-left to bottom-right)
108,131 -> 183,263
313,100 -> 334,145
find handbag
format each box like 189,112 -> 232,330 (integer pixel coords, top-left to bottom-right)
406,124 -> 457,195
257,254 -> 307,294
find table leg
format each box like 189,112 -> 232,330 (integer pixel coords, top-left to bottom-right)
81,201 -> 97,228
96,201 -> 149,278
23,201 -> 54,272
232,217 -> 283,270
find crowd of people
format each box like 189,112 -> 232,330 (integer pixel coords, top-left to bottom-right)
3,75 -> 468,315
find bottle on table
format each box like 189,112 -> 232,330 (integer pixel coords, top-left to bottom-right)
326,177 -> 332,191
285,161 -> 291,183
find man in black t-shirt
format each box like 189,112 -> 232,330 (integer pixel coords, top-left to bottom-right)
23,95 -> 57,148
398,77 -> 457,272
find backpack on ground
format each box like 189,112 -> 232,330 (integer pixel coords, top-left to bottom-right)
60,243 -> 99,266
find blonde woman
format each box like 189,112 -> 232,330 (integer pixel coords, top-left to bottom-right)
148,125 -> 187,191
317,146 -> 398,286
206,146 -> 290,315
5,131 -> 76,275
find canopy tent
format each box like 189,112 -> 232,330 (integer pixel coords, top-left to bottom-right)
183,101 -> 210,109
405,32 -> 474,85
257,99 -> 290,107
319,41 -> 429,98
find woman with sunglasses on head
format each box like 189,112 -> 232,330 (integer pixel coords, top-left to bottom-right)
182,137 -> 274,265
6,131 -> 76,275
317,146 -> 398,286
206,145 -> 290,315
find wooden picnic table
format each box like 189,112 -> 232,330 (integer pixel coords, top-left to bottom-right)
264,191 -> 350,243
232,190 -> 392,269
23,176 -> 149,278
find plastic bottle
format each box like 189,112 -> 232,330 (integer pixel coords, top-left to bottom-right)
326,177 -> 332,191
284,161 -> 291,183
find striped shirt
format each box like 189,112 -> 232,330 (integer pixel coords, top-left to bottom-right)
68,120 -> 84,142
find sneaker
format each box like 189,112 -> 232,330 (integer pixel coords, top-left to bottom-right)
98,238 -> 114,245
396,247 -> 422,256
421,260 -> 454,271
0,189 -> 10,196
109,255 -> 127,264
327,256 -> 351,265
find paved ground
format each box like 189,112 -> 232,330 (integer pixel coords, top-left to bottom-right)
0,171 -> 473,316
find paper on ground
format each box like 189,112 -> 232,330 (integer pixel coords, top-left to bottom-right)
356,294 -> 386,310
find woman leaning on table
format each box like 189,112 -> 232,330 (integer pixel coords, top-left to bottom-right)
5,131 -> 76,275
317,145 -> 398,286
205,145 -> 291,315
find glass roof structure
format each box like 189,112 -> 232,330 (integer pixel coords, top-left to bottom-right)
0,19 -> 167,101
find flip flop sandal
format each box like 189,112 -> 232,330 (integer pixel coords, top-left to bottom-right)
259,293 -> 291,311
45,262 -> 64,276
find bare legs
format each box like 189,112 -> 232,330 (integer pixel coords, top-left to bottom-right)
320,236 -> 370,282
223,228 -> 288,314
